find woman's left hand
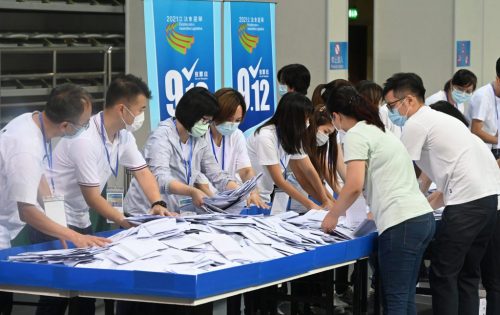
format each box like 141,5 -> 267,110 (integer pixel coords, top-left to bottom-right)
247,191 -> 269,209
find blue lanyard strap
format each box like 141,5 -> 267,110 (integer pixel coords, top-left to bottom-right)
209,131 -> 225,170
174,120 -> 193,184
100,112 -> 119,178
39,112 -> 55,193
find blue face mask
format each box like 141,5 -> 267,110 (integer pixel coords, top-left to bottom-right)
215,122 -> 240,136
63,123 -> 86,139
388,108 -> 408,127
451,88 -> 472,104
278,84 -> 288,96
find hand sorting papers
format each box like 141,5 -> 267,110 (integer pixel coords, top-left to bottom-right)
179,173 -> 263,214
7,209 -> 376,275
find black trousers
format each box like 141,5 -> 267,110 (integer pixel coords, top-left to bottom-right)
430,195 -> 497,315
28,225 -> 96,315
481,210 -> 500,315
0,291 -> 13,315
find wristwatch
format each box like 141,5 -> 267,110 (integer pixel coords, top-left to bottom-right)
151,200 -> 167,208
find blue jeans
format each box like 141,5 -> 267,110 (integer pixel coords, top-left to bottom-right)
378,212 -> 435,315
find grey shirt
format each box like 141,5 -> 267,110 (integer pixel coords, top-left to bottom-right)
124,118 -> 232,215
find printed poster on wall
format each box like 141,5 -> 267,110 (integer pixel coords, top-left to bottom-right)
456,40 -> 471,67
329,42 -> 348,70
224,1 -> 277,135
144,0 -> 221,129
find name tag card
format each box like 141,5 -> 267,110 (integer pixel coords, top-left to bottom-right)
43,195 -> 67,227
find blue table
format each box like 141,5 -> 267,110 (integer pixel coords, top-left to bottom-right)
0,231 -> 377,314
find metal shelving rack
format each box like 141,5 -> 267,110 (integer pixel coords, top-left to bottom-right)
0,0 -> 125,127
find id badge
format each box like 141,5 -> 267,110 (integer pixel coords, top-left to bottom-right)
43,195 -> 67,227
271,189 -> 289,215
106,188 -> 124,224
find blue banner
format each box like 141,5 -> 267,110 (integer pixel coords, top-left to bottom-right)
224,2 -> 277,135
144,0 -> 221,129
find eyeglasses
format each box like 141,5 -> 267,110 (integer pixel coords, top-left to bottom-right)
69,120 -> 90,131
386,97 -> 406,113
200,116 -> 213,125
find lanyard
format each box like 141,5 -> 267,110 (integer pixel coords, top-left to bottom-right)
39,113 -> 55,193
209,131 -> 225,170
174,120 -> 193,184
99,112 -> 119,178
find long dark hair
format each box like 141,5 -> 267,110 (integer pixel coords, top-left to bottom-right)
356,80 -> 383,112
304,105 -> 338,185
256,92 -> 313,155
311,79 -> 352,107
327,86 -> 385,132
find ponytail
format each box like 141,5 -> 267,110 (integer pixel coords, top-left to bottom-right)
311,84 -> 327,106
327,86 -> 385,132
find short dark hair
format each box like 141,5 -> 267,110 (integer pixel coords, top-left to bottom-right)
277,64 -> 311,95
444,69 -> 477,92
175,87 -> 219,131
44,84 -> 92,124
105,74 -> 152,108
213,88 -> 247,125
257,92 -> 313,155
430,101 -> 469,127
356,80 -> 383,111
382,72 -> 426,103
327,85 -> 385,132
496,57 -> 500,77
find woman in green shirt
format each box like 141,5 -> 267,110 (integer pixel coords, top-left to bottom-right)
321,86 -> 435,315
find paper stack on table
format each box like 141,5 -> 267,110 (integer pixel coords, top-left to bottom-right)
179,173 -> 263,214
7,208 -> 376,275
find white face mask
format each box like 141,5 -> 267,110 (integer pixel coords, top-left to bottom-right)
122,106 -> 145,132
316,131 -> 329,146
278,84 -> 288,96
333,114 -> 346,136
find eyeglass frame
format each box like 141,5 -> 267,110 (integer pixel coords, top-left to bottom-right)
386,96 -> 407,114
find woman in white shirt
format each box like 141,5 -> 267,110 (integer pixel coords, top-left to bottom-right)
246,92 -> 334,210
321,85 -> 434,315
303,105 -> 345,194
195,88 -> 267,208
425,69 -> 477,115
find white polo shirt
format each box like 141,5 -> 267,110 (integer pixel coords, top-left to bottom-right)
470,83 -> 500,149
204,129 -> 251,178
401,106 -> 500,206
0,113 -> 45,249
197,129 -> 252,186
51,112 -> 147,228
246,125 -> 307,203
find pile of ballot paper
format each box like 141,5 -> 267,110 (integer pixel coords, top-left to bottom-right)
7,210 -> 376,275
178,174 -> 263,214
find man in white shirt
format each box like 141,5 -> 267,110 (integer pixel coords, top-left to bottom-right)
33,75 -> 173,315
470,57 -> 500,159
383,72 -> 500,315
0,84 -> 110,312
425,69 -> 477,117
